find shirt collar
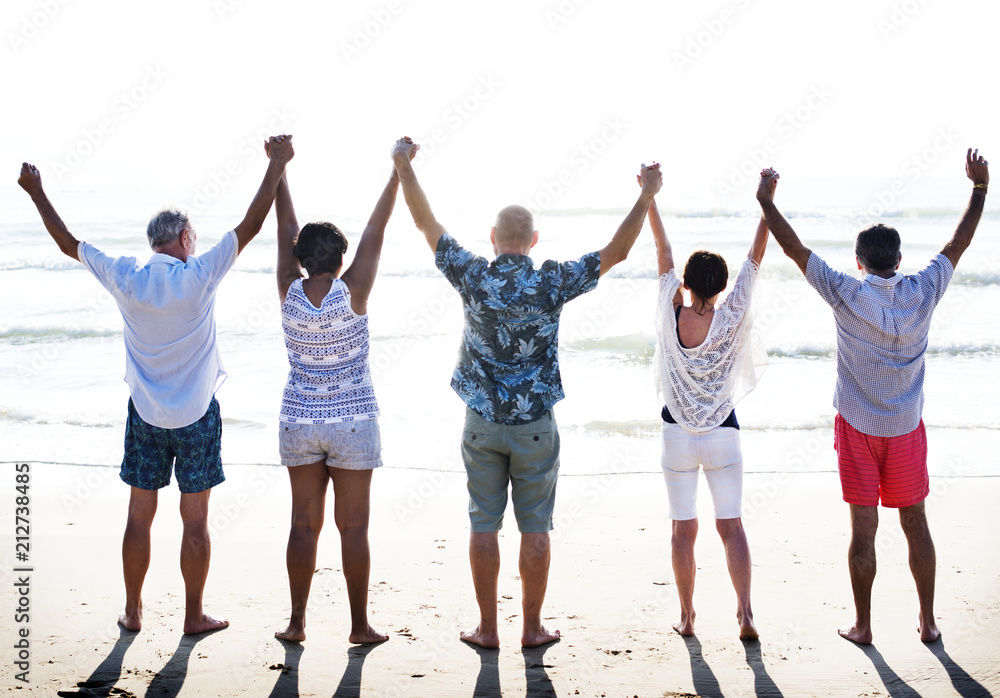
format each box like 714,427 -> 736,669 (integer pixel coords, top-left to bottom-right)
863,272 -> 902,287
146,252 -> 184,266
493,253 -> 534,266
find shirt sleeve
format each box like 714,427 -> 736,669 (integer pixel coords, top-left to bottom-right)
554,250 -> 601,303
805,251 -> 857,309
78,241 -> 121,294
657,269 -> 682,315
719,258 -> 759,316
914,253 -> 954,306
435,234 -> 485,291
192,230 -> 238,289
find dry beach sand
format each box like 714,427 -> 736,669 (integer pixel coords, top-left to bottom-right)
2,437 -> 999,697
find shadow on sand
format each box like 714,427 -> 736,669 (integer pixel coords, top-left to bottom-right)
857,643 -> 921,698
742,639 -> 784,697
469,644 -> 501,698
267,639 -> 304,698
56,625 -> 138,697
522,642 -> 557,697
681,635 -> 724,698
925,638 -> 992,698
331,643 -> 381,698
144,628 -> 224,697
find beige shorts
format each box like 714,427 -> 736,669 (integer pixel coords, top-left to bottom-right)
278,419 -> 383,470
461,408 -> 560,533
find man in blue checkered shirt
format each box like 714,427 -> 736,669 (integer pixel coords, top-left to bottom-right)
755,149 -> 989,645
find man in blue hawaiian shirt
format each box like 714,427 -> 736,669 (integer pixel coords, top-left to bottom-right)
392,136 -> 662,648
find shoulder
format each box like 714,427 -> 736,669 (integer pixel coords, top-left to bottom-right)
436,234 -> 483,267
547,250 -> 601,277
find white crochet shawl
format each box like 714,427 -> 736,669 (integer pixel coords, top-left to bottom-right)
653,258 -> 768,431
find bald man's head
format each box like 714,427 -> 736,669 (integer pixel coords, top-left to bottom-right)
492,205 -> 536,251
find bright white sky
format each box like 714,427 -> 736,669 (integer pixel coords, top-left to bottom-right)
2,0 -> 998,219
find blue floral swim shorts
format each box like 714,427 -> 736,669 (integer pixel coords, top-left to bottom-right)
121,397 -> 225,493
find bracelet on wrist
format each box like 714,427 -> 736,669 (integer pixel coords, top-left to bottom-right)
973,183 -> 988,191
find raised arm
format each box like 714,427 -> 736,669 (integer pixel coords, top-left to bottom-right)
274,172 -> 303,304
941,148 -> 989,269
18,163 -> 81,261
234,134 -> 295,254
341,168 -> 404,311
599,162 -> 662,277
756,168 -> 810,274
391,137 -> 448,252
748,168 -> 778,266
644,182 -> 674,277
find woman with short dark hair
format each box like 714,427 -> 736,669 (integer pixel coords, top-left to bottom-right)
270,142 -> 413,644
648,169 -> 777,640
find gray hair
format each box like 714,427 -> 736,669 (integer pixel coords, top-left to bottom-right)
146,209 -> 191,249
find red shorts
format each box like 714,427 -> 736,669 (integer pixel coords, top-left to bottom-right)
833,414 -> 928,508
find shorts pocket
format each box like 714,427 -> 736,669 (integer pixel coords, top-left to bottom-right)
463,429 -> 495,448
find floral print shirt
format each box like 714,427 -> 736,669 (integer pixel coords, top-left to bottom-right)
435,234 -> 601,424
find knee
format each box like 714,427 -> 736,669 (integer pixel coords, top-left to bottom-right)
336,519 -> 369,538
671,519 -> 698,546
899,506 -> 930,536
290,514 -> 324,537
715,517 -> 744,540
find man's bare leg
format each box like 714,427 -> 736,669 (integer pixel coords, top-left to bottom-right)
275,461 -> 328,643
179,489 -> 228,634
716,517 -> 757,640
520,532 -> 560,648
899,501 -> 940,642
461,531 -> 501,649
120,487 -> 158,631
839,504 -> 878,644
330,466 -> 387,645
671,518 -> 698,636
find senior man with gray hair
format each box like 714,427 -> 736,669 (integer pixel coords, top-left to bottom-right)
17,134 -> 294,634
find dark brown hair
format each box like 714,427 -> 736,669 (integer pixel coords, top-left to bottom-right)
683,250 -> 728,300
293,222 -> 348,276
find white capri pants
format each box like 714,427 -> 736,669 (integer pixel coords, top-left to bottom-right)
661,422 -> 744,520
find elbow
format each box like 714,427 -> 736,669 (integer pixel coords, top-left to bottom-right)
603,246 -> 626,270
414,215 -> 436,234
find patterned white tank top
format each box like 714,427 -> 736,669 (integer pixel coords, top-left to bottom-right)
279,278 -> 379,423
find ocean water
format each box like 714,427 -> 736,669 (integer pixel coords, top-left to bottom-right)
2,194 -> 999,480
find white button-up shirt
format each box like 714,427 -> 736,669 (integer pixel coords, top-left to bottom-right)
78,230 -> 238,429
805,251 -> 953,438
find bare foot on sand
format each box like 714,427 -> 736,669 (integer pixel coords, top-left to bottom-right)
838,623 -> 872,645
460,624 -> 500,649
184,613 -> 229,635
350,625 -> 389,645
738,610 -> 758,641
522,626 -> 560,648
672,612 -> 696,637
275,620 -> 306,643
118,611 -> 142,632
918,617 -> 941,643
